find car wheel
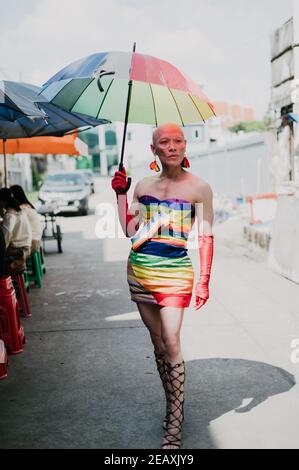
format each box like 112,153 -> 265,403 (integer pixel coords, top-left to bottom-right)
81,206 -> 89,216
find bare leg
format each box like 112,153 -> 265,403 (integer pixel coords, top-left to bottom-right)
136,303 -> 185,449
159,306 -> 184,365
136,302 -> 169,428
159,306 -> 185,450
137,302 -> 165,353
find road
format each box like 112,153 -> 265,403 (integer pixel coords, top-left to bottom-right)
1,175 -> 299,449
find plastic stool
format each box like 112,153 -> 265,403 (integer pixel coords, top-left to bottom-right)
12,274 -> 32,318
26,252 -> 43,288
0,339 -> 8,380
0,276 -> 25,354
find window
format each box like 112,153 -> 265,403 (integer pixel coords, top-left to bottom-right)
192,127 -> 203,141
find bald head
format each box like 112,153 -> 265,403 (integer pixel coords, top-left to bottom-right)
152,123 -> 185,145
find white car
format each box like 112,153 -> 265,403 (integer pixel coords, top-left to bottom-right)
38,171 -> 90,216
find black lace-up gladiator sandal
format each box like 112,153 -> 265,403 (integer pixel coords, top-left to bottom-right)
161,360 -> 185,450
154,351 -> 169,430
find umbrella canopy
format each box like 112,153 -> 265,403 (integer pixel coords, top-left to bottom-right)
0,81 -> 109,187
0,81 -> 110,139
41,50 -> 216,126
0,80 -> 47,119
0,133 -> 87,156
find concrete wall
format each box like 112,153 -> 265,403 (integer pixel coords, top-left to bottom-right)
189,133 -> 269,198
132,132 -> 269,200
6,154 -> 32,190
268,192 -> 299,283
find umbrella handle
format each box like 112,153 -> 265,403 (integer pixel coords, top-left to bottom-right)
116,42 -> 136,195
118,177 -> 131,193
117,162 -> 132,193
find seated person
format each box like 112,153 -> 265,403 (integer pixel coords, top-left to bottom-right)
10,185 -> 42,253
0,188 -> 32,274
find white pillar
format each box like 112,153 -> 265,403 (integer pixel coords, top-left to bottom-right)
98,125 -> 108,176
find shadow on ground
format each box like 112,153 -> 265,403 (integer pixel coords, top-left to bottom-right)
0,348 -> 295,449
182,357 -> 296,448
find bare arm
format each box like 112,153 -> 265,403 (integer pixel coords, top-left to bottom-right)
195,182 -> 214,236
117,181 -> 142,238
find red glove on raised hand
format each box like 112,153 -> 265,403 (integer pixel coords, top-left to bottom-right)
194,234 -> 214,310
111,168 -> 130,195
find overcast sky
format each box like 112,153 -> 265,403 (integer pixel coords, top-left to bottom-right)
0,0 -> 294,119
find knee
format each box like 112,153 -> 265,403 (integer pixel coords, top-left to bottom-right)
150,331 -> 165,352
162,334 -> 181,355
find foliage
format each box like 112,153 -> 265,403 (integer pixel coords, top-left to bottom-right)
229,117 -> 272,134
31,162 -> 43,190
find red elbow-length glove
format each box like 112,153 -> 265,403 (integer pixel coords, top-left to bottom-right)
194,234 -> 214,310
111,168 -> 138,237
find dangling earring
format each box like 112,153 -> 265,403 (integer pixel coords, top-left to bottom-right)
181,154 -> 190,168
149,156 -> 160,172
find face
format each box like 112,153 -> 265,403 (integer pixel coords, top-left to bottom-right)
151,125 -> 186,166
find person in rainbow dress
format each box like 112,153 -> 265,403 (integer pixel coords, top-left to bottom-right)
112,123 -> 214,449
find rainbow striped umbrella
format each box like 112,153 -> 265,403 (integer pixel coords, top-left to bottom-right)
42,44 -> 215,191
42,49 -> 215,126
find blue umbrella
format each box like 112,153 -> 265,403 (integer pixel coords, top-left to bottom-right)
0,81 -> 110,186
0,81 -> 110,138
0,80 -> 47,119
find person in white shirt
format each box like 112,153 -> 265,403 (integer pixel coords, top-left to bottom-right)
0,188 -> 32,273
10,185 -> 42,253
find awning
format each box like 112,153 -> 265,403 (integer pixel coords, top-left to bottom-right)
0,132 -> 88,156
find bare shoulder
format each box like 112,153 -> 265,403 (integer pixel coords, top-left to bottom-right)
133,176 -> 154,197
189,173 -> 213,202
135,176 -> 157,196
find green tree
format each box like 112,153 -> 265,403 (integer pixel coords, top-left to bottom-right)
31,162 -> 43,190
229,117 -> 271,134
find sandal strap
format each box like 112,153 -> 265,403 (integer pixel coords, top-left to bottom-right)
154,351 -> 170,428
162,360 -> 185,449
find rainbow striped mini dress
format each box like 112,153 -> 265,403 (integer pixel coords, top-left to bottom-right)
127,194 -> 195,308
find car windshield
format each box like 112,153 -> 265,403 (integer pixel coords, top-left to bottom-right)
45,174 -> 84,186
79,171 -> 92,180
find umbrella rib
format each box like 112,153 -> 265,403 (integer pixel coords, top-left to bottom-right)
71,126 -> 92,135
44,104 -> 93,132
96,79 -> 114,119
149,83 -> 158,127
188,94 -> 206,123
15,117 -> 31,136
207,102 -> 217,117
168,88 -> 184,126
69,79 -> 94,113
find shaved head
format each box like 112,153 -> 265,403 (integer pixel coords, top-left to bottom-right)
152,123 -> 185,145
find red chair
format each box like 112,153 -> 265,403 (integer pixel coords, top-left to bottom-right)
0,276 -> 25,354
12,274 -> 32,318
0,339 -> 8,380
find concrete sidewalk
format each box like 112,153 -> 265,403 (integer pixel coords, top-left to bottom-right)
1,177 -> 299,449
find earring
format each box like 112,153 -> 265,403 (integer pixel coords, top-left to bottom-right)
149,156 -> 160,172
181,154 -> 190,168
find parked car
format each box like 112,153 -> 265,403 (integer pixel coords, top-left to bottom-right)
38,171 -> 90,216
76,169 -> 95,194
